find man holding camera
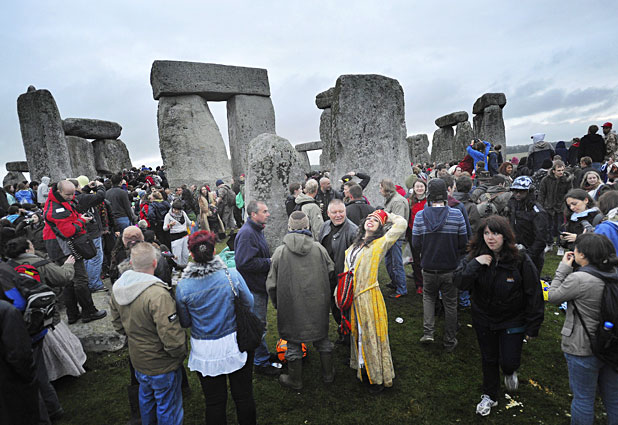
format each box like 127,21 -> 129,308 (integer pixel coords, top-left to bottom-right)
43,180 -> 107,324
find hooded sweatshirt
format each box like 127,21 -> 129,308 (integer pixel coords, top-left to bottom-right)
109,270 -> 186,375
412,205 -> 468,271
37,177 -> 50,205
595,209 -> 618,254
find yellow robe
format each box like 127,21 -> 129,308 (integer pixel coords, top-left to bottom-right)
345,212 -> 407,387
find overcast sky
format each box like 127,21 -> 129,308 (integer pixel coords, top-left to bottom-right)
2,1 -> 617,178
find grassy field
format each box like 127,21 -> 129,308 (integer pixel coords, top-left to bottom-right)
51,246 -> 611,424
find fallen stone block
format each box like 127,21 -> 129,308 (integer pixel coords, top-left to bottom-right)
6,161 -> 29,172
435,111 -> 469,128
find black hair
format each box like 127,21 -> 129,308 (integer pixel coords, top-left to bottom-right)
111,174 -> 123,185
574,233 -> 618,272
467,215 -> 520,263
4,237 -> 30,259
456,175 -> 473,193
352,216 -> 385,248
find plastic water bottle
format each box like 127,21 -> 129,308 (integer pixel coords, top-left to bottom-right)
603,322 -> 614,331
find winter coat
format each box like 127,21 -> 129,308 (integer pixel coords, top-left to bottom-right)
538,172 -> 572,214
234,219 -> 271,294
110,270 -> 187,375
408,196 -> 427,231
75,185 -> 106,238
147,199 -> 171,225
548,263 -> 609,356
42,184 -> 88,241
460,252 -> 544,336
567,143 -> 580,166
176,257 -> 254,340
555,141 -> 568,162
527,142 -> 555,173
384,192 -> 410,241
508,198 -> 550,258
37,177 -> 50,205
594,216 -> 618,255
579,133 -> 606,162
318,218 -> 358,276
12,253 -> 74,288
266,232 -> 334,342
467,141 -> 491,170
105,186 -> 136,222
295,193 -> 324,241
345,199 -> 375,226
14,190 -> 34,205
564,208 -> 603,249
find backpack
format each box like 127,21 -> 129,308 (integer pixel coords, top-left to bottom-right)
476,191 -> 510,218
0,259 -> 56,337
294,200 -> 317,213
225,187 -> 236,208
572,272 -> 618,372
235,191 -> 244,209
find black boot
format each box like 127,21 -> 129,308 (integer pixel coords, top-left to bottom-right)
319,352 -> 335,384
127,385 -> 141,425
279,359 -> 303,390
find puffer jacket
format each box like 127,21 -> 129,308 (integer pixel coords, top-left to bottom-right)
42,184 -> 88,241
538,172 -> 572,214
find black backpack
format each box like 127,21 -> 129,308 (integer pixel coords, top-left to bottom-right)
0,259 -> 56,337
294,200 -> 316,214
572,269 -> 618,372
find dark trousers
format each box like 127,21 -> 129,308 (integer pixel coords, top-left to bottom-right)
153,223 -> 171,250
197,351 -> 256,425
474,324 -> 524,400
548,213 -> 563,243
34,341 -> 61,423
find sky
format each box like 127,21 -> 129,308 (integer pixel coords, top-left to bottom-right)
1,1 -> 617,179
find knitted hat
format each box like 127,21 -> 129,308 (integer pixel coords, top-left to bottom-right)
76,175 -> 89,189
216,179 -> 224,186
367,209 -> 388,226
427,179 -> 448,202
288,211 -> 309,231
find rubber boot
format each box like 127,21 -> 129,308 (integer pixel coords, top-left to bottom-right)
320,352 -> 335,384
279,359 -> 303,390
127,385 -> 141,425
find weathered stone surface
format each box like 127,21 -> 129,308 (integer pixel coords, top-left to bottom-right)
295,141 -> 323,152
454,121 -> 475,160
92,139 -> 132,175
328,74 -> 409,205
158,95 -> 231,188
435,111 -> 469,128
430,127 -> 455,164
319,108 -> 333,171
245,134 -> 307,252
65,292 -> 126,352
17,88 -> 73,182
315,87 -> 335,109
3,171 -> 26,188
298,151 -> 311,171
227,95 -> 276,178
63,118 -> 122,140
6,161 -> 29,172
473,113 -> 484,139
406,134 -> 431,165
66,136 -> 97,178
150,61 -> 270,101
480,105 -> 506,147
473,93 -> 507,114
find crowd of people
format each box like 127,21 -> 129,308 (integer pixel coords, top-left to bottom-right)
1,122 -> 618,424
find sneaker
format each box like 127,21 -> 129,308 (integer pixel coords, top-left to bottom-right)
91,286 -> 109,293
416,286 -> 423,295
476,394 -> 498,416
419,335 -> 434,344
504,371 -> 519,392
81,310 -> 107,323
388,293 -> 406,299
254,363 -> 281,376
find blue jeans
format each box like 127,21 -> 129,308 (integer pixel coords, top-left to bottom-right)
115,216 -> 131,233
251,292 -> 272,366
84,236 -> 104,290
385,240 -> 407,295
564,353 -> 618,425
134,367 -> 183,425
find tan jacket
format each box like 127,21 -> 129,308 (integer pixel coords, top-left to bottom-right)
296,193 -> 324,241
110,270 -> 187,375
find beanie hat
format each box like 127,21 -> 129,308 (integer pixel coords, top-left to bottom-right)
288,211 -> 310,231
76,175 -> 89,189
216,179 -> 224,186
427,179 -> 448,202
367,209 -> 388,226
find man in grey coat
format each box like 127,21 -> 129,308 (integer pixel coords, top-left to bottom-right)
266,211 -> 335,390
381,179 -> 410,298
294,179 -> 324,241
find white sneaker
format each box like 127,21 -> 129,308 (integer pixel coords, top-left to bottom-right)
419,335 -> 434,343
557,247 -> 565,256
476,394 -> 498,416
504,371 -> 519,392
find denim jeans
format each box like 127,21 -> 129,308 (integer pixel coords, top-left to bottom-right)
115,216 -> 131,233
84,236 -> 104,290
385,240 -> 407,295
564,353 -> 618,425
422,270 -> 457,348
251,292 -> 272,366
134,367 -> 183,425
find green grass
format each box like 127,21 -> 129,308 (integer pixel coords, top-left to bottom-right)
51,245 -> 611,424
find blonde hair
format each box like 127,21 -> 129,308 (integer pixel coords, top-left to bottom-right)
304,179 -> 318,194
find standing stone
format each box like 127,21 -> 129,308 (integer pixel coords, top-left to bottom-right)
157,95 -> 231,188
319,108 -> 333,171
245,134 -> 306,253
227,95 -> 276,178
473,93 -> 507,114
66,136 -> 97,178
92,139 -> 132,175
63,118 -> 122,140
17,88 -> 73,182
5,161 -> 29,172
297,151 -> 311,171
473,113 -> 484,140
480,105 -> 506,147
3,171 -> 26,188
454,121 -> 475,160
406,134 -> 431,165
430,127 -> 455,164
328,75 -> 409,205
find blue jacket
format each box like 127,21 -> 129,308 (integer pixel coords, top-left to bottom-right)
595,221 -> 618,255
234,219 -> 271,294
466,141 -> 491,171
176,258 -> 253,340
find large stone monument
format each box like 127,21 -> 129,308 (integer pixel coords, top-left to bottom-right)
406,134 -> 431,165
317,75 -> 409,205
315,88 -> 334,171
17,86 -> 73,182
431,111 -> 470,163
63,118 -> 122,140
245,134 -> 306,252
92,139 -> 133,175
66,136 -> 97,178
151,60 -> 276,182
473,93 -> 507,147
294,141 -> 322,171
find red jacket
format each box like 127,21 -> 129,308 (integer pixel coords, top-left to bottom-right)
43,186 -> 87,241
409,198 -> 427,230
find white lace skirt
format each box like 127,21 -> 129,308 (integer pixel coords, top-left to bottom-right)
189,332 -> 247,377
42,321 -> 87,381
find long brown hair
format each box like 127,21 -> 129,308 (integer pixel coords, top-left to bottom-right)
467,215 -> 520,263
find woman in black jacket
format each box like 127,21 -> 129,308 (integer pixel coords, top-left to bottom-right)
460,215 -> 544,417
560,189 -> 603,250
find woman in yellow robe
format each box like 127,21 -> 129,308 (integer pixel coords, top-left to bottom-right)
344,209 -> 407,393
198,185 -> 224,233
